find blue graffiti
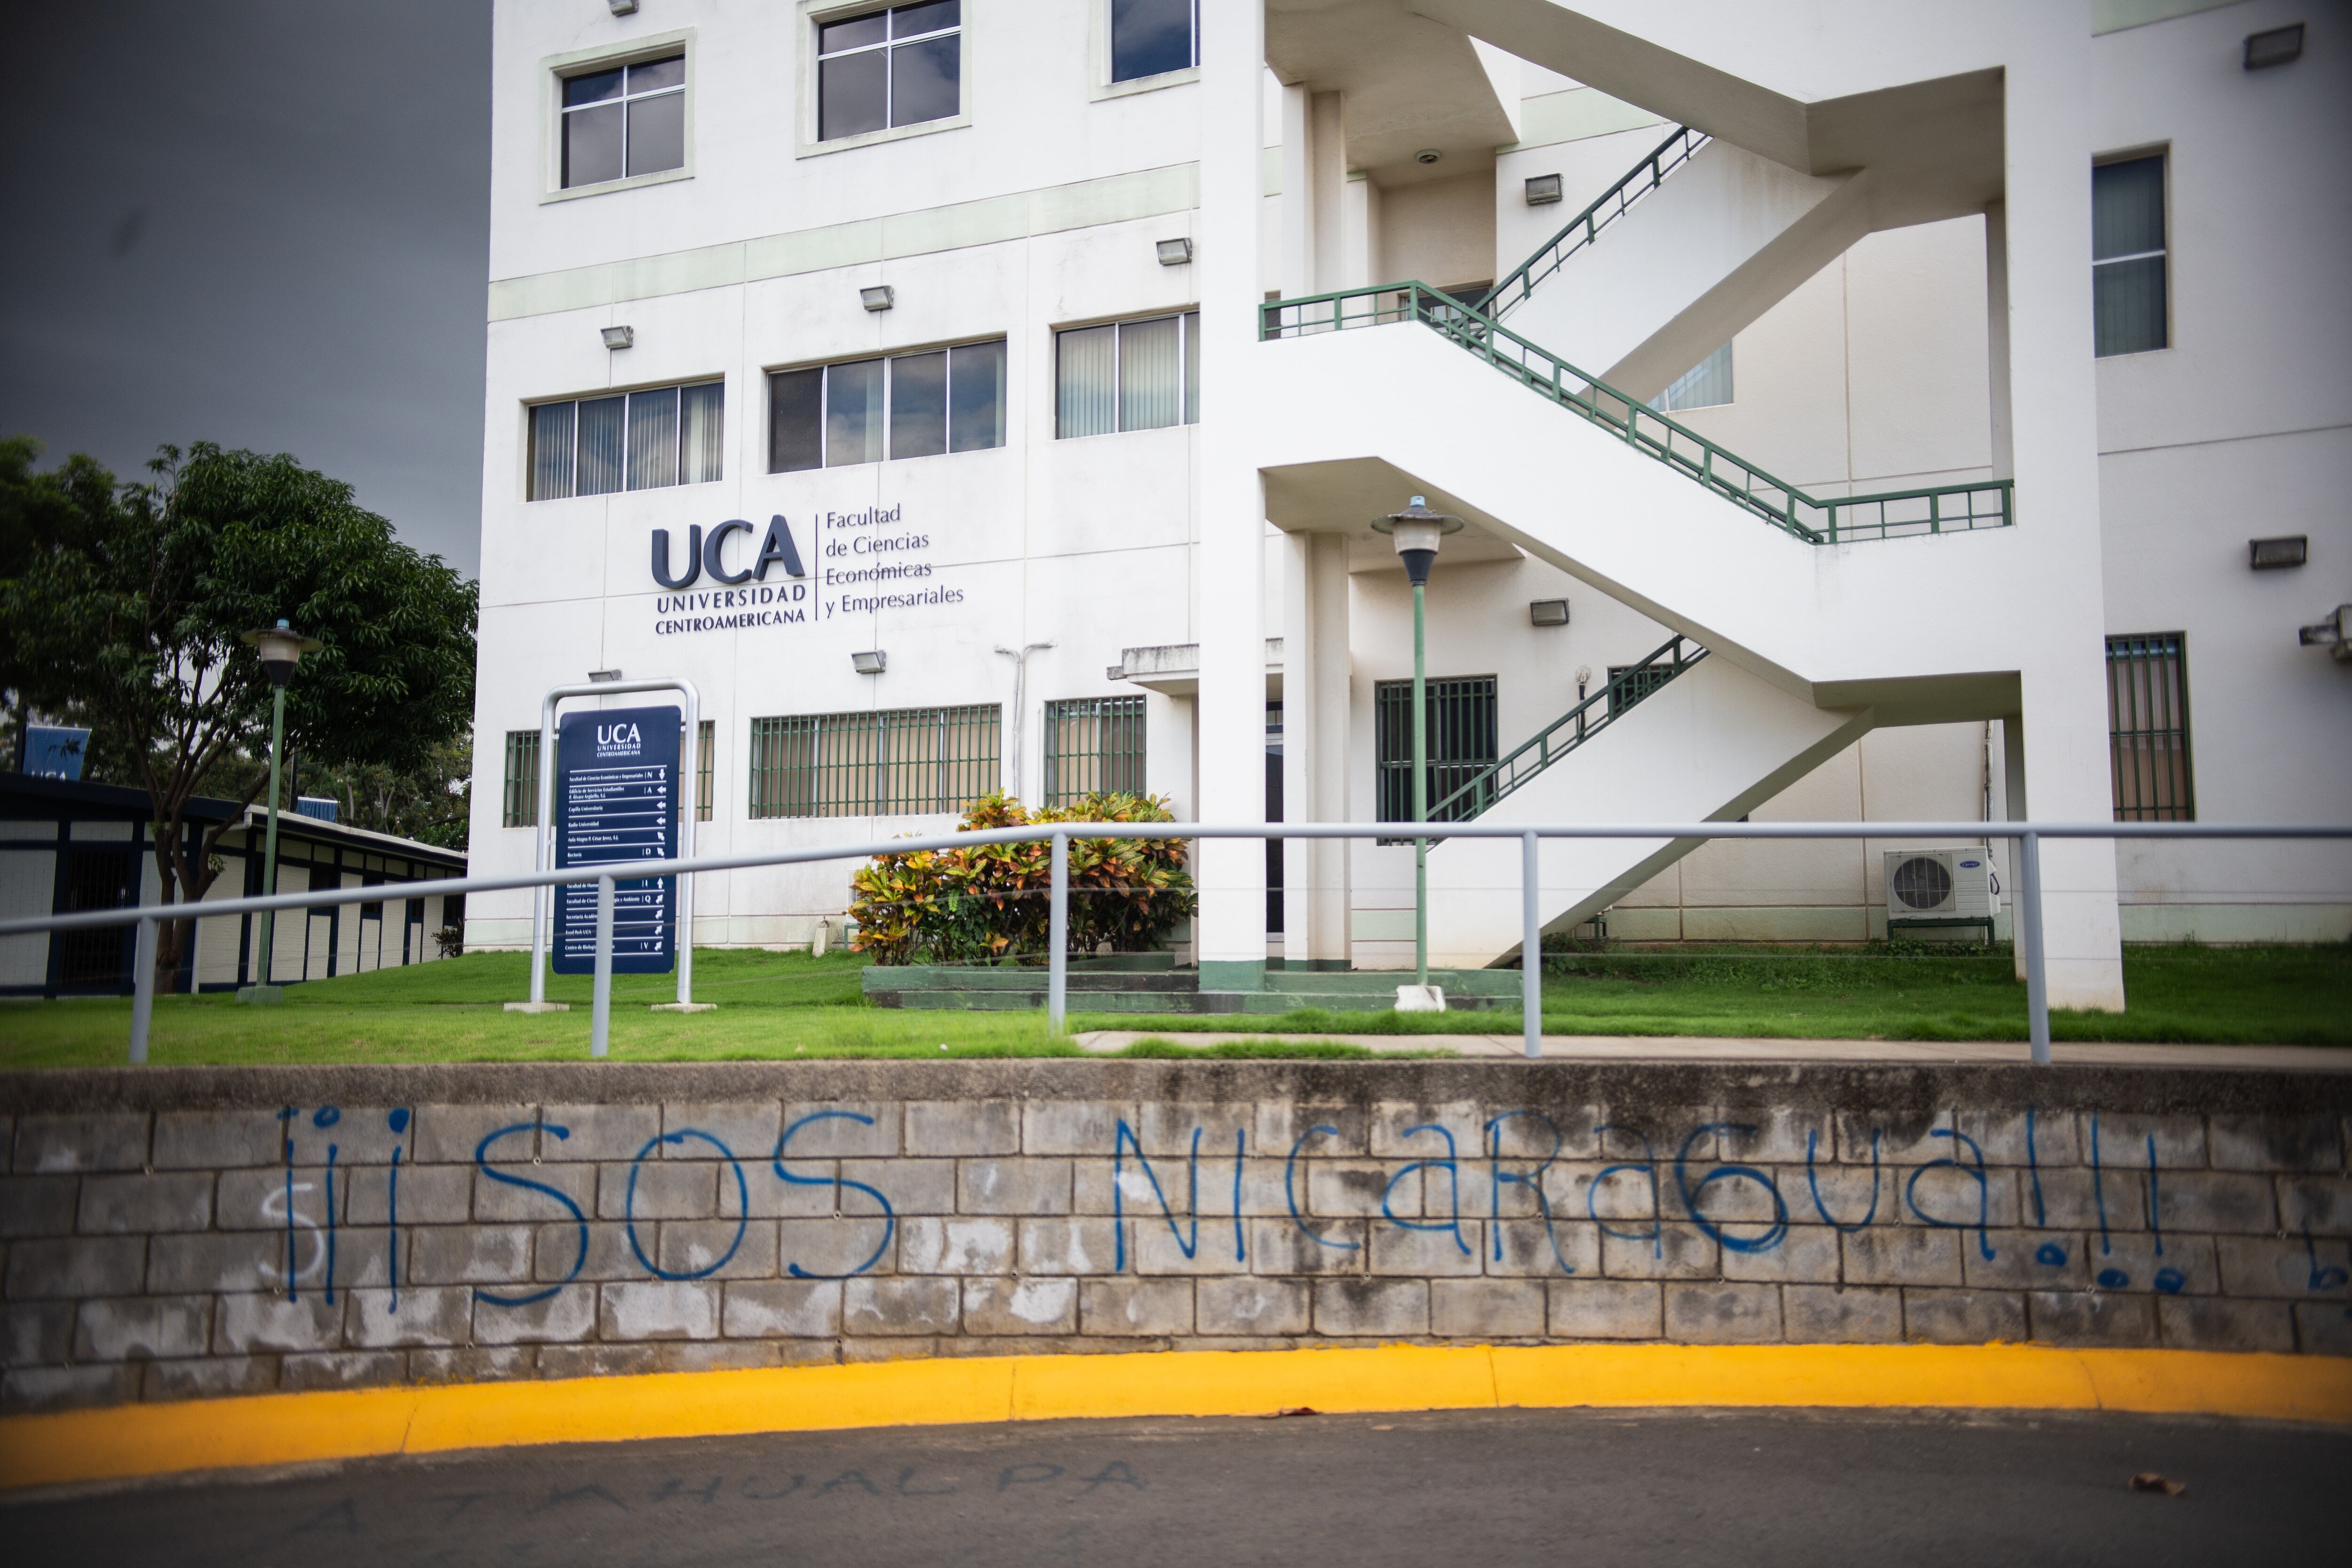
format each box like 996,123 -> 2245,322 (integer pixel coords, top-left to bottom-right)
2145,1133 -> 2164,1259
2154,1267 -> 2186,1294
386,1109 -> 409,1313
1805,1128 -> 1880,1234
1905,1129 -> 1996,1263
2097,1267 -> 2130,1289
2088,1111 -> 2123,1285
1675,1124 -> 1788,1255
1383,1124 -> 1470,1257
1589,1124 -> 1662,1258
1112,1120 -> 1205,1273
475,1122 -> 584,1307
1285,1126 -> 1358,1251
2025,1104 -> 2047,1226
774,1111 -> 893,1279
278,1107 -> 298,1301
2304,1226 -> 2349,1291
2036,1242 -> 2069,1267
1230,1129 -> 1247,1264
627,1130 -> 749,1281
312,1106 -> 341,1130
323,1141 -> 340,1305
1485,1111 -> 1576,1274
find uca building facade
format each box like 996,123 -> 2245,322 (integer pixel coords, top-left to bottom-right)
468,0 -> 2351,1008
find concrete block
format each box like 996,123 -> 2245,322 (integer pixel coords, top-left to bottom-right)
1248,1217 -> 1368,1276
1782,1285 -> 1902,1343
777,1215 -> 898,1278
74,1296 -> 210,1361
1722,1224 -> 1840,1284
2028,1289 -> 2157,1346
1133,1216 -> 1249,1275
1573,1161 -> 1661,1232
407,1223 -> 533,1286
2151,1172 -> 2276,1233
536,1103 -> 662,1163
2278,1178 -> 2352,1234
470,1283 -> 598,1345
1706,1106 -> 1827,1167
601,1280 -> 722,1340
842,1157 -> 955,1217
723,1278 -> 843,1338
1254,1101 -> 1368,1159
1486,1217 -> 1601,1278
1794,1162 -> 1888,1233
958,1158 -> 1072,1215
474,1162 -> 597,1224
406,1345 -> 535,1384
1368,1101 -> 1484,1160
1307,1160 -> 1418,1219
1368,1219 -> 1484,1277
1195,1277 -> 1308,1337
281,1108 -> 409,1169
1022,1100 -> 1133,1157
1072,1147 -> 1248,1218
964,1277 -> 1079,1336
5,1236 -> 145,1299
73,1172 -> 212,1235
537,1343 -> 662,1380
280,1349 -> 406,1392
1834,1110 -> 1948,1167
1431,1278 -> 1545,1338
343,1286 -> 472,1348
1902,1289 -> 2026,1344
2077,1233 -> 2219,1295
1487,1103 -> 1602,1162
2208,1114 -> 2342,1173
653,1341 -> 799,1375
898,1217 -> 1016,1275
144,1231 -> 281,1294
843,1276 -> 960,1336
745,1161 -> 843,1218
600,1158 -> 715,1221
12,1113 -> 149,1174
1017,1218 -> 1124,1276
661,1101 -> 783,1162
1080,1278 -> 1193,1337
1136,1102 -> 1252,1157
1843,1228 -> 1962,1287
1899,1165 -> 2023,1230
2031,1169 -> 2147,1235
1962,1230 -> 2090,1289
2159,1295 -> 2295,1353
342,1162 -> 471,1226
143,1356 -> 278,1403
1547,1279 -> 1663,1339
1311,1278 -> 1425,1337
1665,1282 -> 1782,1343
215,1292 -> 343,1353
4,1364 -> 141,1413
780,1102 -> 901,1158
152,1109 -> 285,1170
1951,1106 -> 2078,1169
905,1099 -> 1020,1157
413,1104 -> 537,1166
1677,1162 -> 1790,1227
1600,1119 -> 1706,1163
841,1336 -> 939,1363
1,1301 -> 73,1366
656,1218 -> 780,1281
2084,1113 -> 2205,1170
0,1177 -> 79,1238
215,1167 -> 327,1230
2294,1301 -> 2352,1355
1599,1223 -> 1718,1281
2217,1234 -> 2351,1299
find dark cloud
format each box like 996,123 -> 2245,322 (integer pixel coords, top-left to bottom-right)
0,0 -> 490,576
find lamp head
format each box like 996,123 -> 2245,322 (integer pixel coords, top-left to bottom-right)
1370,495 -> 1463,586
239,618 -> 322,687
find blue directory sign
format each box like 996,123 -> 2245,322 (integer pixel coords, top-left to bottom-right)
552,704 -> 679,974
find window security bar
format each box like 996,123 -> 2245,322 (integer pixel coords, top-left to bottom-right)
10,821 -> 2344,1070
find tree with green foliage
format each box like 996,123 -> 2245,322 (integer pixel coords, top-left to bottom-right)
0,437 -> 477,991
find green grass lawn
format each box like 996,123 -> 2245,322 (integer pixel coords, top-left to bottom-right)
0,944 -> 2342,1068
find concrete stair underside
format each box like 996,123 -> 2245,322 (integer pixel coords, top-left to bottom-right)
863,958 -> 1522,1014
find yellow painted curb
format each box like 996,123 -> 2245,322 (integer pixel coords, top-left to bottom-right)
4,1342 -> 2347,1493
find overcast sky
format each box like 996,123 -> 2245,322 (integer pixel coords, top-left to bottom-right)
0,0 -> 492,577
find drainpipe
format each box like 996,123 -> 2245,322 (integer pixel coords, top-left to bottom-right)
993,643 -> 1054,802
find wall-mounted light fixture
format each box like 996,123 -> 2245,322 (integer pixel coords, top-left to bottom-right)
1156,237 -> 1194,266
2250,535 -> 2308,570
588,669 -> 624,683
2299,605 -> 2350,662
1414,148 -> 1442,166
851,650 -> 887,675
860,285 -> 895,312
2245,23 -> 2304,70
607,0 -> 640,16
1525,174 -> 1563,206
1528,599 -> 1570,627
601,325 -> 634,350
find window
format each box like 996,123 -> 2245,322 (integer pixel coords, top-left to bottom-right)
1055,312 -> 1200,438
1650,342 -> 1732,412
1112,0 -> 1198,83
1374,677 -> 1497,825
2093,155 -> 2167,356
818,2 -> 960,141
1042,696 -> 1146,805
687,719 -> 714,823
747,705 -> 1000,818
769,341 -> 1004,471
1606,659 -> 1680,717
501,730 -> 540,828
2106,633 -> 2193,820
562,54 -> 685,188
528,381 -> 723,500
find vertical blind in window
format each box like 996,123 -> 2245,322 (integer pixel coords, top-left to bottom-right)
1056,312 -> 1201,438
768,341 -> 1004,471
1042,696 -> 1147,805
2093,155 -> 2167,357
562,54 -> 686,188
747,706 -> 1000,818
1112,0 -> 1199,83
680,719 -> 715,823
2106,633 -> 2193,821
1374,677 -> 1498,825
501,731 -> 540,828
818,1 -> 961,141
1650,342 -> 1733,412
528,382 -> 723,500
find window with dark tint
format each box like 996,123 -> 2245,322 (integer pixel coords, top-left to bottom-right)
2107,633 -> 2193,820
529,381 -> 722,499
1374,676 -> 1497,825
2093,155 -> 2166,356
768,340 -> 1004,470
819,2 -> 961,141
1112,0 -> 1197,82
563,54 -> 686,188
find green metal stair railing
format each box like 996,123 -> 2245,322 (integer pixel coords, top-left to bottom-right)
1260,282 -> 2014,545
1425,633 -> 1708,827
1479,125 -> 1711,319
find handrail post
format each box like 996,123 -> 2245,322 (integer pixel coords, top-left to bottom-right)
1048,830 -> 1069,1035
2018,831 -> 2050,1066
128,916 -> 157,1064
1522,832 -> 1542,1059
590,874 -> 615,1060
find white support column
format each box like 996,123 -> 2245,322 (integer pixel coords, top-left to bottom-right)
1998,31 -> 2125,1011
1307,532 -> 1352,964
1309,93 -> 1348,293
1280,82 -> 1312,298
1193,0 -> 1271,992
1281,533 -> 1311,965
1984,199 -> 2014,482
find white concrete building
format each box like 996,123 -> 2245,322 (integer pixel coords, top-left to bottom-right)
467,0 -> 2351,1009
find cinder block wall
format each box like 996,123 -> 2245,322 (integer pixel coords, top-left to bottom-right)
2,1062 -> 2347,1413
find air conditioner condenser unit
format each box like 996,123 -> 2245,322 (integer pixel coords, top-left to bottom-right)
1883,848 -> 1998,935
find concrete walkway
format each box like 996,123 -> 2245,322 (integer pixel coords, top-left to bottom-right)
1071,1030 -> 2352,1071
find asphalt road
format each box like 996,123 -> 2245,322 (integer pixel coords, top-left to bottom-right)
6,1407 -> 2342,1566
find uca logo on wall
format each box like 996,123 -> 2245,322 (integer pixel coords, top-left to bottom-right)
651,515 -> 805,589
650,516 -> 814,636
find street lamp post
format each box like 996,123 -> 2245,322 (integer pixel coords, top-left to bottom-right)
236,619 -> 321,1004
1372,496 -> 1462,1010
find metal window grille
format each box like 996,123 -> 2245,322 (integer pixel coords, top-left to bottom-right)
1374,677 -> 1498,825
1041,696 -> 1147,805
1607,660 -> 1680,717
747,704 -> 1000,819
2106,633 -> 2194,821
678,719 -> 714,823
501,730 -> 540,828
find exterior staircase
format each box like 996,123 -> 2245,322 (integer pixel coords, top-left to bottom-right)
863,953 -> 1521,1014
